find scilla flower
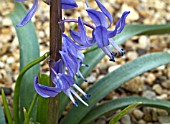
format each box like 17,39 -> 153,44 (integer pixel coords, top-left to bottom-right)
34,60 -> 90,107
70,0 -> 130,61
16,0 -> 77,27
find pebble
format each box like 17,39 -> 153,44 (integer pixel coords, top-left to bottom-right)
156,109 -> 168,116
142,90 -> 156,99
0,87 -> 12,96
138,119 -> 146,124
108,65 -> 121,73
120,115 -> 131,124
138,36 -> 150,49
120,4 -> 139,21
145,73 -> 156,85
133,109 -> 144,119
161,80 -> 170,89
126,51 -> 138,61
158,116 -> 170,124
123,77 -> 144,93
152,84 -> 163,95
86,75 -> 96,83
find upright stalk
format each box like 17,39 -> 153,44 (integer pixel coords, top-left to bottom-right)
48,0 -> 62,124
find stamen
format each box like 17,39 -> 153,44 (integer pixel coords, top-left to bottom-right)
101,47 -> 115,62
64,89 -> 78,107
69,88 -> 88,106
109,38 -> 125,56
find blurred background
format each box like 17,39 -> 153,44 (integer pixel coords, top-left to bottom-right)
0,0 -> 170,123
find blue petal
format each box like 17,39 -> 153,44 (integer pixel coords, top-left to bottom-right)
70,30 -> 82,44
34,76 -> 60,98
95,0 -> 113,28
53,59 -> 64,73
78,17 -> 95,46
108,11 -> 130,38
59,74 -> 74,90
16,0 -> 38,27
93,26 -> 109,48
86,9 -> 108,28
60,51 -> 78,77
62,34 -> 87,50
62,0 -> 78,10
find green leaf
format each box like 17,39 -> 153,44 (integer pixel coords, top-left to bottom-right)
59,24 -> 170,117
9,3 -> 40,123
61,52 -> 170,124
0,104 -> 6,124
81,96 -> 170,124
1,89 -> 13,124
36,74 -> 49,124
109,102 -> 142,124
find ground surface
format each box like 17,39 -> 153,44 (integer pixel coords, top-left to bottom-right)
0,0 -> 170,124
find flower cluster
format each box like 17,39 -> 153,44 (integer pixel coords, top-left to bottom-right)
16,0 -> 130,106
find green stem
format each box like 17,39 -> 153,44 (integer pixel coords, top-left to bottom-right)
13,52 -> 49,124
28,93 -> 38,117
1,89 -> 13,124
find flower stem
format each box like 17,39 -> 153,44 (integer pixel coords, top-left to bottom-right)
48,0 -> 62,124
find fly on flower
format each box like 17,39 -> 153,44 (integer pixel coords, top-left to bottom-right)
34,59 -> 90,107
16,0 -> 78,27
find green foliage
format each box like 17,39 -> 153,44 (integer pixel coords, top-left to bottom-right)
59,24 -> 170,118
9,2 -> 40,123
61,52 -> 170,124
81,96 -> 170,124
0,103 -> 6,124
109,102 -> 142,124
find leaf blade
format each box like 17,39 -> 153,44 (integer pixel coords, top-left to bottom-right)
61,52 -> 170,124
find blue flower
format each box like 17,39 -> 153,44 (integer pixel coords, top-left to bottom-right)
16,0 -> 78,27
70,0 -> 130,61
34,60 -> 90,107
60,34 -> 87,82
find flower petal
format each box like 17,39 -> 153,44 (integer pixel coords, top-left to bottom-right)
59,51 -> 78,77
34,76 -> 60,98
86,9 -> 108,27
95,0 -> 113,28
107,11 -> 130,37
59,74 -> 74,90
16,0 -> 38,27
62,0 -> 78,10
93,26 -> 109,48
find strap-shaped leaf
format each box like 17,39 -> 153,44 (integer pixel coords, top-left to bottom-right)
0,104 -> 6,124
81,96 -> 170,124
59,24 -> 170,117
61,52 -> 170,124
9,3 -> 40,123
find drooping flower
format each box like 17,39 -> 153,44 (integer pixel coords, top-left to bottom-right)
16,0 -> 78,27
34,59 -> 90,107
60,34 -> 87,82
70,0 -> 130,62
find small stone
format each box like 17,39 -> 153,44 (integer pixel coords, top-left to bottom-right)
158,116 -> 170,124
120,4 -> 139,21
142,90 -> 156,99
126,51 -> 138,61
133,109 -> 144,119
152,84 -> 163,94
2,17 -> 12,26
0,87 -> 12,96
143,108 -> 152,122
123,77 -> 144,93
86,75 -> 96,83
156,94 -> 168,100
145,73 -> 156,85
152,109 -> 158,121
138,36 -> 150,49
161,80 -> 170,89
6,57 -> 15,64
156,109 -> 168,116
120,115 -> 131,124
95,118 -> 106,124
108,65 -> 121,73
138,119 -> 146,124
